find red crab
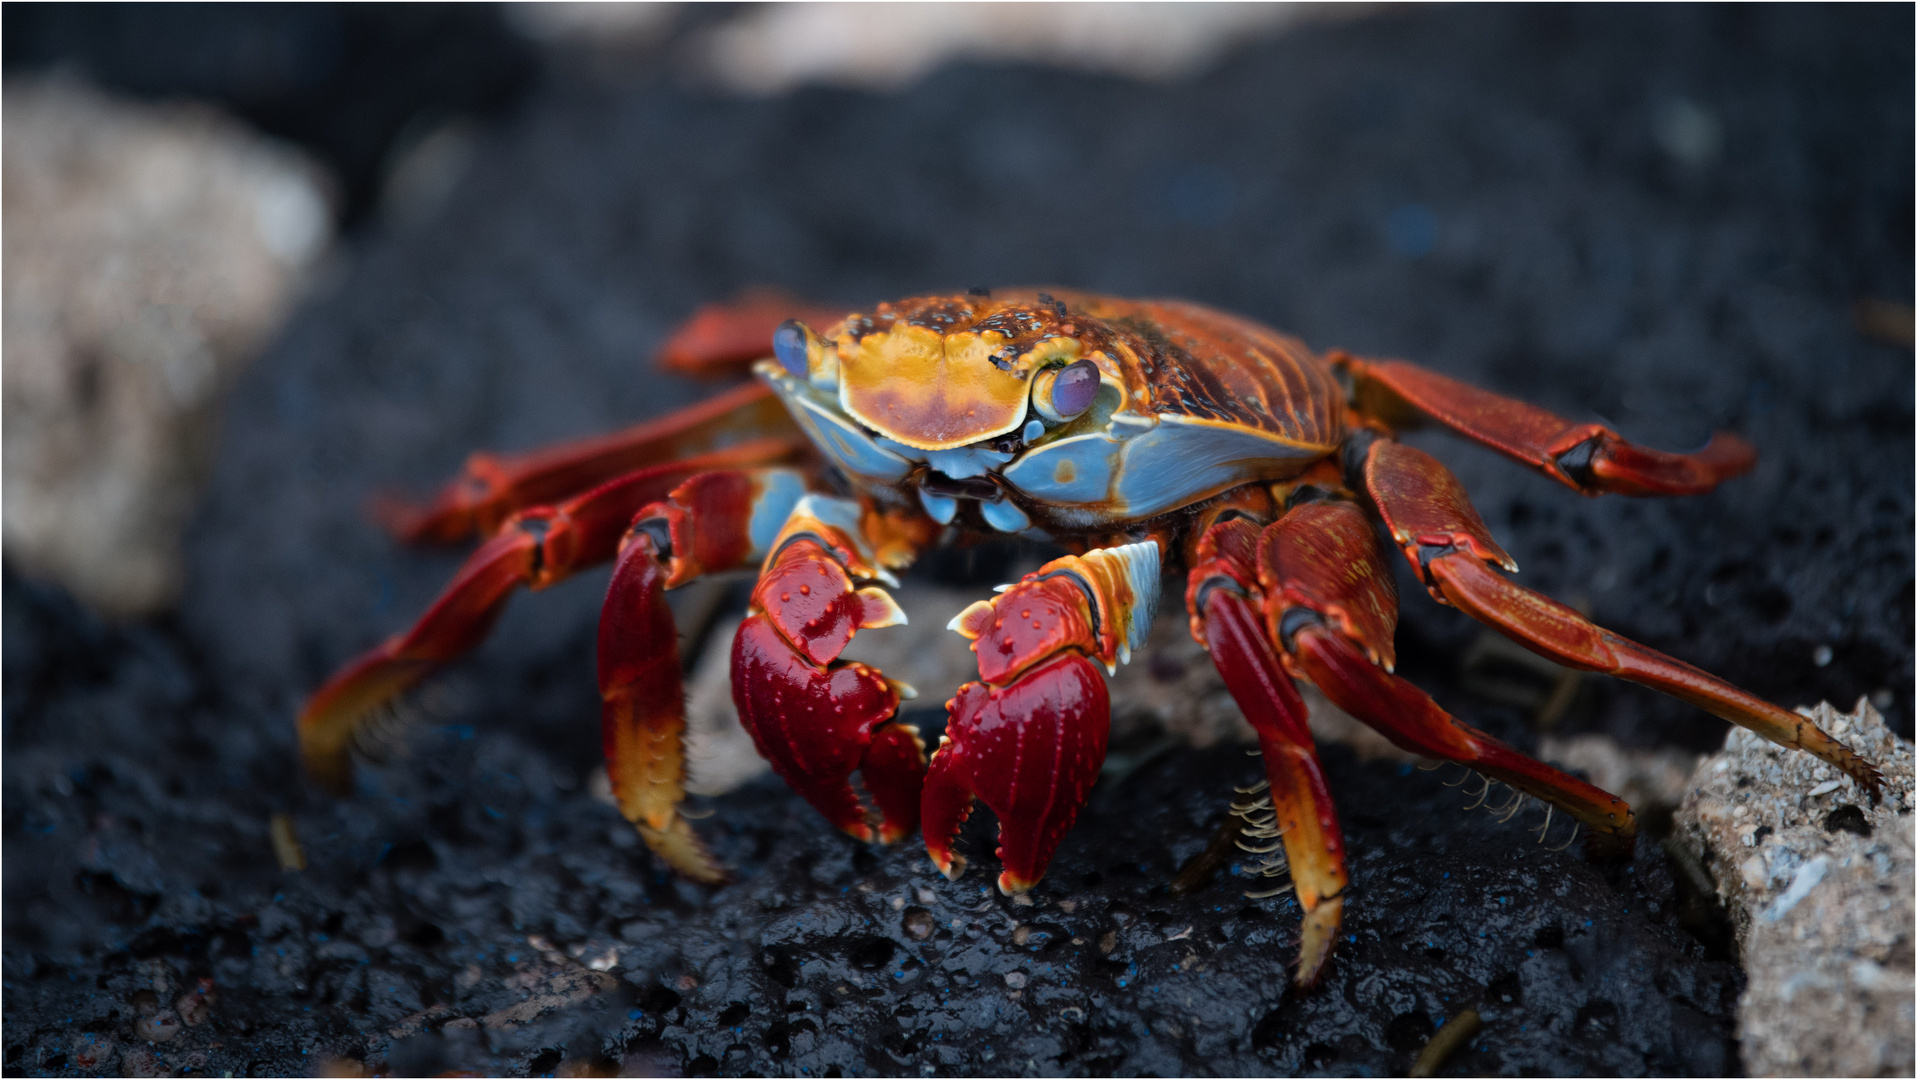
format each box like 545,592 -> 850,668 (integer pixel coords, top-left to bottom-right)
300,289 -> 1883,986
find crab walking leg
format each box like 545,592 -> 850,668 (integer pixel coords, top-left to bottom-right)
596,469 -> 811,882
1286,627 -> 1636,853
1245,501 -> 1638,857
1186,517 -> 1347,985
1336,355 -> 1755,497
376,382 -> 804,544
656,290 -> 850,380
924,542 -> 1161,894
1362,439 -> 1884,797
297,442 -> 801,790
729,496 -> 928,844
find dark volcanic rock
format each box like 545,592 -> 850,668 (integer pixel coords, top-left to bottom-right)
5,5 -> 1910,1077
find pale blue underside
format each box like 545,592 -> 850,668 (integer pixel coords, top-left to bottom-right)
874,437 -> 1013,480
746,469 -> 809,556
1003,415 -> 1319,518
762,365 -> 1325,529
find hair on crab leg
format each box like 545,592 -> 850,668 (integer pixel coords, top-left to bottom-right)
1489,787 -> 1528,823
1482,784 -> 1519,816
1545,821 -> 1581,853
1532,803 -> 1555,843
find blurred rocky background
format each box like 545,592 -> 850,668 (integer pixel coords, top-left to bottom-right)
4,4 -> 1911,1077
4,79 -> 332,616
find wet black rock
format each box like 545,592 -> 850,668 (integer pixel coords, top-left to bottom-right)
5,5 -> 1910,1077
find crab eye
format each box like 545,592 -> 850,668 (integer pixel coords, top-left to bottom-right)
1033,359 -> 1101,422
773,319 -> 810,376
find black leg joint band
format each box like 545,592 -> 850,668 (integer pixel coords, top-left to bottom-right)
1340,429 -> 1382,492
1553,436 -> 1602,490
1277,607 -> 1324,653
632,518 -> 674,562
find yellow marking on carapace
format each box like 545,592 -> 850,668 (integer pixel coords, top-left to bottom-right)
839,324 -> 1066,451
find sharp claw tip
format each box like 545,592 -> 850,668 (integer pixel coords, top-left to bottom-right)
996,872 -> 1038,895
1294,897 -> 1344,987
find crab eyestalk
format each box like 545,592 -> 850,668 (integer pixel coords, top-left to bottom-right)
773,318 -> 839,389
1031,358 -> 1103,423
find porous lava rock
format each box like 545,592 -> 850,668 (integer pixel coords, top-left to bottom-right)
1676,700 -> 1914,1077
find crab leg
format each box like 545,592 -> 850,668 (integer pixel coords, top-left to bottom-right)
729,496 -> 928,845
657,290 -> 850,380
924,542 -> 1161,894
1337,355 -> 1756,496
1361,439 -> 1884,797
1244,501 -> 1639,858
377,382 -> 803,544
597,469 -> 810,882
1185,517 -> 1347,985
298,442 -> 801,791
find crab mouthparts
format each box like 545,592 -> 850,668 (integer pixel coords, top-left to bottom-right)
922,472 -> 1004,503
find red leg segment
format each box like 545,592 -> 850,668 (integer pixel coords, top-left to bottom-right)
656,290 -> 850,380
1337,354 -> 1756,496
729,496 -> 926,845
1186,517 -> 1346,986
299,447 -> 801,791
1254,498 -> 1636,855
596,468 -> 810,882
1363,439 -> 1883,798
375,382 -> 804,544
923,542 -> 1160,894
1285,624 -> 1636,856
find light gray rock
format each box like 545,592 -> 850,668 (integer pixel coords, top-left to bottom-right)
1676,699 -> 1914,1077
3,77 -> 330,616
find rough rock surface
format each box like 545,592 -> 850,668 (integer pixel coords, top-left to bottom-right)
1676,700 -> 1915,1077
3,572 -> 1745,1075
4,5 -> 1911,1077
2,77 -> 331,617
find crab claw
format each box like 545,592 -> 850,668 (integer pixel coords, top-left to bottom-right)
730,530 -> 924,843
922,541 -> 1157,893
922,653 -> 1110,894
